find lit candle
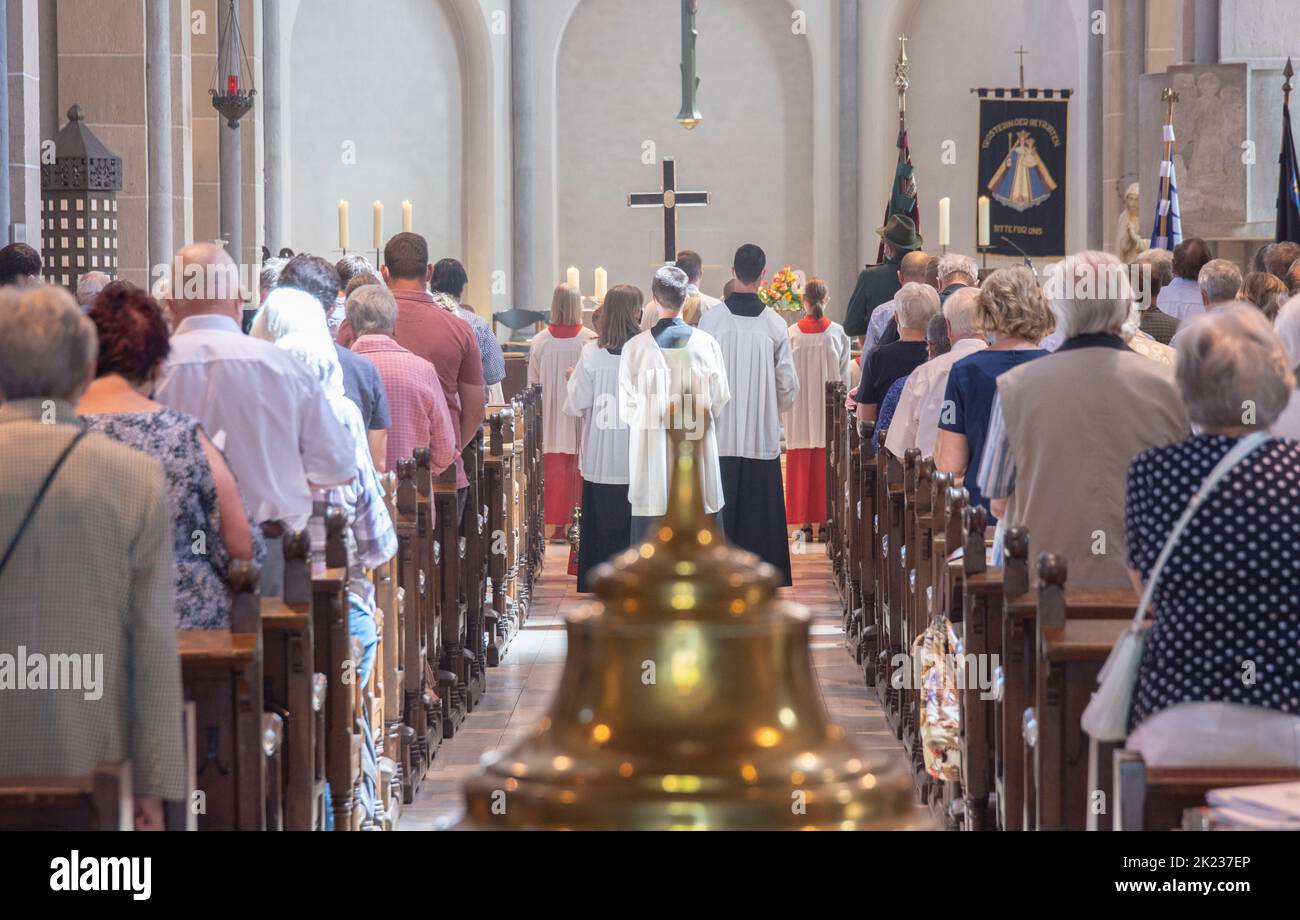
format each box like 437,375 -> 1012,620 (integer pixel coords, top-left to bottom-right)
938,197 -> 951,248
978,196 -> 991,248
402,200 -> 413,233
567,266 -> 580,291
593,267 -> 608,302
338,200 -> 350,251
372,201 -> 384,250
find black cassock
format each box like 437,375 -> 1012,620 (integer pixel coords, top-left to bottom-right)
576,480 -> 633,593
719,456 -> 793,587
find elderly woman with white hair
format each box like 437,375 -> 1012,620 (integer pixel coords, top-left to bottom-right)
1123,305 -> 1300,767
254,287 -> 396,826
977,251 -> 1190,588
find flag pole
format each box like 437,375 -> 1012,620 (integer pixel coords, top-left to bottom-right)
1156,87 -> 1178,247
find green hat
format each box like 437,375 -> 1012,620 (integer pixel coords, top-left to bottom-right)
876,214 -> 923,251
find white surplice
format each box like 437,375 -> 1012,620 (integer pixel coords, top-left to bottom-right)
528,326 -> 597,455
697,304 -> 800,459
783,320 -> 852,451
618,327 -> 730,517
563,343 -> 630,485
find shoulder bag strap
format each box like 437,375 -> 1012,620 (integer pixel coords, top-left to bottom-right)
0,428 -> 88,580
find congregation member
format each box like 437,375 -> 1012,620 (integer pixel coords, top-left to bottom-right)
855,282 -> 939,424
885,285 -> 988,460
430,258 -> 508,403
1155,237 -> 1212,324
157,243 -> 356,597
859,250 -> 930,355
530,282 -> 597,540
0,284 -> 185,829
258,256 -> 286,307
871,313 -> 950,453
620,265 -> 730,543
0,242 -> 41,288
1242,270 -> 1288,322
564,284 -> 640,591
935,267 -> 1051,516
979,251 -> 1190,588
79,282 -> 263,630
332,255 -> 377,336
1132,248 -> 1178,344
1273,294 -> 1300,439
1125,305 -> 1300,767
344,283 -> 459,479
1168,258 -> 1244,349
75,271 -> 111,310
843,214 -> 923,339
276,254 -> 392,468
338,233 -> 486,521
699,244 -> 799,586
1262,240 -> 1300,284
1287,260 -> 1300,298
259,286 -> 397,826
783,278 -> 851,543
639,249 -> 722,331
875,252 -> 979,352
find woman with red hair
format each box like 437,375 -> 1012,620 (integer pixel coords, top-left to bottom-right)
78,282 -> 262,630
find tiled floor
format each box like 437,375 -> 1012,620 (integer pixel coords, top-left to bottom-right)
398,541 -> 910,829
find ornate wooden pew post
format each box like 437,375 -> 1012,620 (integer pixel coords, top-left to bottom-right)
394,459 -> 432,800
957,503 -> 999,831
857,419 -> 880,686
461,428 -> 488,709
484,411 -> 519,664
843,391 -> 863,640
372,472 -> 404,825
313,509 -> 358,831
432,460 -> 468,738
993,527 -> 1031,831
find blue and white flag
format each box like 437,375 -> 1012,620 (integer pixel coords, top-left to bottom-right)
1150,123 -> 1182,251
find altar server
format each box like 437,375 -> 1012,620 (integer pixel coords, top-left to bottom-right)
698,244 -> 800,586
783,278 -> 851,542
620,266 -> 730,543
530,282 -> 597,540
564,285 -> 642,591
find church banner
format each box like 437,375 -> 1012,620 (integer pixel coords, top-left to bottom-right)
975,89 -> 1071,259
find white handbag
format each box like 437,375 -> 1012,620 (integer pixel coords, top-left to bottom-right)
1080,432 -> 1272,743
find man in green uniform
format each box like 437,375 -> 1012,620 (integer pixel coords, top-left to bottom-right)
843,214 -> 924,338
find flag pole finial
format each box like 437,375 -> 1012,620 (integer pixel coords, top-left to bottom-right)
895,34 -> 910,122
1285,58 -> 1295,108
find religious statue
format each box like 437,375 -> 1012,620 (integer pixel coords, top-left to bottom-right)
1115,183 -> 1148,264
987,129 -> 1058,212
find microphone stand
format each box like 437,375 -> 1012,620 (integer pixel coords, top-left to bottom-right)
1000,236 -> 1035,274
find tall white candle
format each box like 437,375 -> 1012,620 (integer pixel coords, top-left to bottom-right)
372,201 -> 384,250
567,266 -> 580,291
593,267 -> 608,302
401,200 -> 413,233
977,196 -> 991,248
338,200 -> 350,251
938,197 -> 951,248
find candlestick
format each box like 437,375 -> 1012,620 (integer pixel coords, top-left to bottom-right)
938,197 -> 951,249
402,200 -> 413,233
567,266 -> 581,291
372,201 -> 384,251
338,201 -> 350,252
977,196 -> 991,248
593,267 -> 608,302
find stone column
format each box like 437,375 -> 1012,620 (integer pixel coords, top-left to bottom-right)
146,0 -> 173,272
1122,0 -> 1146,190
510,0 -> 534,308
1087,0 -> 1105,250
262,0 -> 281,253
1193,0 -> 1219,65
8,0 -> 43,246
0,0 -> 11,242
217,0 -> 242,259
838,0 -> 861,305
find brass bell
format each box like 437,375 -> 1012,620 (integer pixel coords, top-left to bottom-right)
458,427 -> 921,830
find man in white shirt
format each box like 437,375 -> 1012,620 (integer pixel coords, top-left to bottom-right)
698,244 -> 800,586
1168,258 -> 1245,350
885,286 -> 988,459
156,243 -> 356,595
638,249 -> 723,330
1155,237 -> 1213,324
620,265 -> 730,542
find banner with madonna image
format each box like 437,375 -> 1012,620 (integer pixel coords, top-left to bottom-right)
974,88 -> 1072,259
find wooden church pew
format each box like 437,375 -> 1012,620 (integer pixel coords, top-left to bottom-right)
394,457 -> 438,801
461,428 -> 489,710
372,473 -> 405,825
1113,751 -> 1300,831
956,504 -> 1003,831
872,426 -> 906,739
431,456 -> 468,739
1030,554 -> 1134,831
855,419 -> 879,684
0,762 -> 132,830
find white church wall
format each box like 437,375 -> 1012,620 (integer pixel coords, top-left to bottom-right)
550,0 -> 816,306
862,0 -> 1094,270
287,0 -> 464,266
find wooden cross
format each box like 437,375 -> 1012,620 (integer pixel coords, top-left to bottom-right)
628,157 -> 711,264
1016,45 -> 1028,93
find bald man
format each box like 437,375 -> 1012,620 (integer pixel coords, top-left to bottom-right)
863,250 -> 932,353
156,243 -> 356,596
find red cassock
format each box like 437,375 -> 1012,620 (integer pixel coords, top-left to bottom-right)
785,446 -> 827,526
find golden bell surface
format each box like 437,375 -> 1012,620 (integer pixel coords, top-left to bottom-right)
458,429 -> 922,830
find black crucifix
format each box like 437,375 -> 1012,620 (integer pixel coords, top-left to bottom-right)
628,157 -> 711,264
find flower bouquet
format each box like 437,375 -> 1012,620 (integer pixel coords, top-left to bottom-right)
758,265 -> 805,314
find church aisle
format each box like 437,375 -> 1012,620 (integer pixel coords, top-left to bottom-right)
400,542 -> 913,829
